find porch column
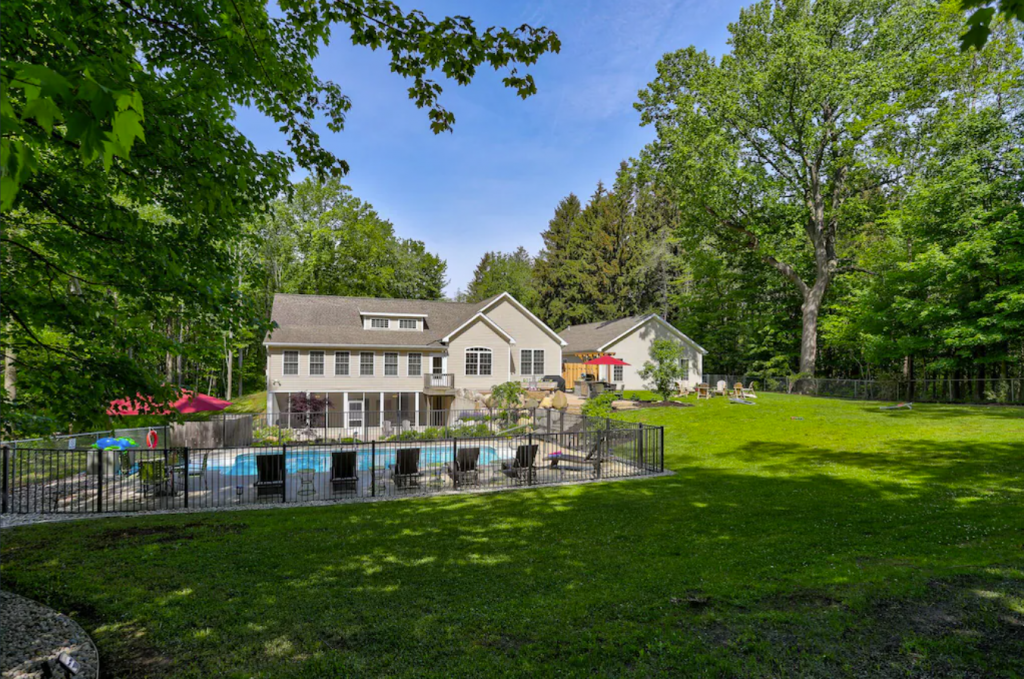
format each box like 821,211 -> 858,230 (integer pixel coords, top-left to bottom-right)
342,392 -> 349,428
414,392 -> 420,427
379,391 -> 384,425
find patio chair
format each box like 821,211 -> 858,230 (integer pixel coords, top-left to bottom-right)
732,382 -> 746,399
716,380 -> 728,396
118,450 -> 136,477
391,448 -> 421,490
446,447 -> 480,489
548,430 -> 608,477
696,383 -> 711,400
255,452 -> 285,499
331,449 -> 359,493
500,444 -> 538,484
138,460 -> 170,497
187,452 -> 209,489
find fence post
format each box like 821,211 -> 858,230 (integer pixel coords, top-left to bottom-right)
528,430 -> 534,486
371,441 -> 376,498
281,443 -> 287,503
97,445 -> 104,513
183,447 -> 189,509
2,445 -> 8,514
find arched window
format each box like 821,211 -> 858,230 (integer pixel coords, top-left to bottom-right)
465,347 -> 492,376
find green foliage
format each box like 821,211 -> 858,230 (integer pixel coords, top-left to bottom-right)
461,247 -> 538,311
4,395 -> 1023,677
489,381 -> 525,412
581,392 -> 618,417
257,177 -> 447,300
959,0 -> 1024,50
638,339 -> 689,402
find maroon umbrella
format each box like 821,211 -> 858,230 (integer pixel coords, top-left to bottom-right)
107,390 -> 232,416
584,355 -> 630,366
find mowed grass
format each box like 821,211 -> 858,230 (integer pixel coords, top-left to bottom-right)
2,394 -> 1023,678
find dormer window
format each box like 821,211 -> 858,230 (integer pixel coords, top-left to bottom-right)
399,319 -> 417,330
370,318 -> 389,329
360,311 -> 427,330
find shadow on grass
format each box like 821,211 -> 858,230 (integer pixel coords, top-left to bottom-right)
2,442 -> 1023,678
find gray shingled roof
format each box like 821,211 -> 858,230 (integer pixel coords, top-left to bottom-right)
559,315 -> 650,354
266,293 -> 496,347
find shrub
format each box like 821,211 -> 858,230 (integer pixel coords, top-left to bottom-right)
582,392 -> 618,417
637,339 -> 689,402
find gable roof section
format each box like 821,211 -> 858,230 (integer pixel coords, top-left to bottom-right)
477,292 -> 567,346
441,312 -> 515,344
561,314 -> 707,355
265,294 -> 490,347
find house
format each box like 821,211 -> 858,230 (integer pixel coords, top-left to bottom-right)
264,292 -> 566,429
559,314 -> 706,392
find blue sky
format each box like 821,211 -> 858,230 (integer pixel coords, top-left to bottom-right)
235,0 -> 749,296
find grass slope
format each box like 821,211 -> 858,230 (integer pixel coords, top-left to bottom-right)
3,394 -> 1022,678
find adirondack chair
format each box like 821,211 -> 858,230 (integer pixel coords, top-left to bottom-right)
500,444 -> 538,485
391,448 -> 422,490
447,447 -> 481,489
696,383 -> 711,399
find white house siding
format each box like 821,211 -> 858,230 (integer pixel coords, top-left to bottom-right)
267,347 -> 444,393
446,319 -> 512,392
602,319 -> 704,391
483,300 -> 562,379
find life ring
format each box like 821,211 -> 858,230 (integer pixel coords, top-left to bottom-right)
146,429 -> 159,448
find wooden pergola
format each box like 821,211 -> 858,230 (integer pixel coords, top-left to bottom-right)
562,352 -> 617,391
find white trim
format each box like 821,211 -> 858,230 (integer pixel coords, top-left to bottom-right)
358,351 -> 375,377
518,348 -> 546,377
441,313 -> 515,344
599,315 -> 708,355
478,292 -> 567,347
266,342 -> 446,350
282,350 -> 300,376
358,311 -> 429,318
464,346 -> 494,377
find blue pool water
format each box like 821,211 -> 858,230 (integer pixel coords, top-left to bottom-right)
207,446 -> 501,476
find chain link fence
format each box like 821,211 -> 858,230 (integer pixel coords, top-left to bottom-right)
702,375 -> 1024,405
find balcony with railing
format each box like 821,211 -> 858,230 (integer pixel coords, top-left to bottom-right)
423,373 -> 455,393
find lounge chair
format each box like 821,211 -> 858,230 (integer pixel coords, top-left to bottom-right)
696,383 -> 711,400
138,460 -> 170,496
391,448 -> 421,490
500,444 -> 538,484
188,452 -> 209,489
255,452 -> 285,499
331,449 -> 359,493
548,430 -> 608,477
447,447 -> 480,488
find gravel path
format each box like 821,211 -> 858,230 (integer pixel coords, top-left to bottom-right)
0,591 -> 99,679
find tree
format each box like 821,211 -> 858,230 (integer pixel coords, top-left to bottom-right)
1,0 -> 557,433
638,339 -> 688,403
636,0 -> 985,378
465,247 -> 538,309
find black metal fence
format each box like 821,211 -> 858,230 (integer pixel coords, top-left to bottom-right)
1,410 -> 664,515
703,374 -> 1024,405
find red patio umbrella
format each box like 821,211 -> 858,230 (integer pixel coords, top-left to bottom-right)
584,355 -> 630,366
107,390 -> 233,416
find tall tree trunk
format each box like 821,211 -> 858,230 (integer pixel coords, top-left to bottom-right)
238,348 -> 243,398
225,333 -> 233,401
4,349 -> 16,400
798,277 -> 829,376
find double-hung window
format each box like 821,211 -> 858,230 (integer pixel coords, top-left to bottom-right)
370,318 -> 389,329
283,351 -> 299,376
360,352 -> 374,376
335,351 -> 350,376
408,353 -> 422,376
520,349 -> 545,376
465,347 -> 492,376
309,351 -> 325,376
384,352 -> 399,376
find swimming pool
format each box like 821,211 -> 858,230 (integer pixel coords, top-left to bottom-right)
207,446 -> 502,476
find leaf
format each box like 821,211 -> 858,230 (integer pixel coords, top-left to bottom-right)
112,109 -> 145,154
13,63 -> 72,99
21,96 -> 63,133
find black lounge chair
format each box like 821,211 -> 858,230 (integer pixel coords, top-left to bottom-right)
255,453 -> 285,499
447,447 -> 480,489
331,449 -> 359,493
500,444 -> 538,484
391,448 -> 421,490
549,430 -> 608,477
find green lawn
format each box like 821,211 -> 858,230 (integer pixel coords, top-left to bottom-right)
3,394 -> 1022,678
